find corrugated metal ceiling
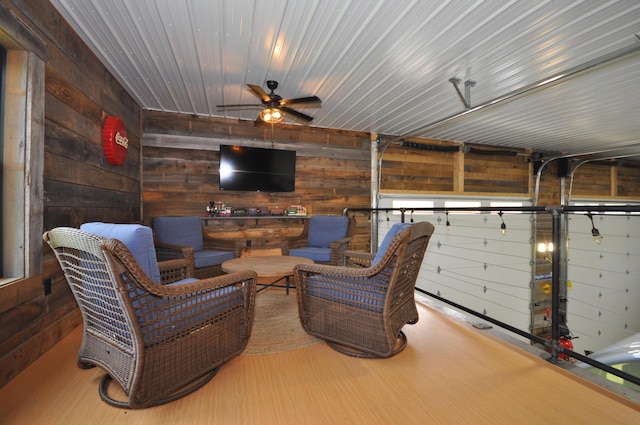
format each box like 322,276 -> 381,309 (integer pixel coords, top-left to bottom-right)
50,0 -> 640,158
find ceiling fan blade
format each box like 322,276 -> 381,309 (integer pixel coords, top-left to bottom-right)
280,96 -> 321,106
281,106 -> 314,122
216,103 -> 261,108
247,84 -> 271,103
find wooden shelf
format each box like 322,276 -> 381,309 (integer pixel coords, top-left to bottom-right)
201,215 -> 308,225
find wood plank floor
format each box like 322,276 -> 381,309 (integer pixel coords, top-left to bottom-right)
1,295 -> 638,424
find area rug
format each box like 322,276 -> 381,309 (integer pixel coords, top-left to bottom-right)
242,291 -> 321,355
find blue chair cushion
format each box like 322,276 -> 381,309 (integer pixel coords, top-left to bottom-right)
194,250 -> 235,268
154,216 -> 204,251
80,222 -> 162,284
170,278 -> 199,285
307,216 -> 349,248
372,223 -> 412,266
289,247 -> 331,263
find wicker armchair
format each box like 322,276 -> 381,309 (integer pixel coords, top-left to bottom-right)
281,215 -> 356,265
294,221 -> 435,358
44,227 -> 256,409
153,216 -> 238,279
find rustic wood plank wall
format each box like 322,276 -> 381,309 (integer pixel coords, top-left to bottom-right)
142,112 -> 639,268
572,162 -> 640,199
0,0 -> 141,387
617,165 -> 640,198
142,111 -> 372,251
571,163 -> 614,198
379,138 -> 531,195
381,144 -> 456,192
142,122 -> 544,254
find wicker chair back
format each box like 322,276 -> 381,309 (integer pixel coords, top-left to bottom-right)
294,221 -> 435,358
44,227 -> 256,408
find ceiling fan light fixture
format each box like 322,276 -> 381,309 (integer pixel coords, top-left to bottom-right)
260,108 -> 284,123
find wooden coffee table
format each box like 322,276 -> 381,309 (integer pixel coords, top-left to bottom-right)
221,255 -> 314,294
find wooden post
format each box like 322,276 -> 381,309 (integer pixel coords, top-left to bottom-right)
453,146 -> 464,192
611,165 -> 618,197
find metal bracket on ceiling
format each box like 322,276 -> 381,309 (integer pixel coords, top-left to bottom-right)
449,77 -> 476,110
376,135 -> 392,151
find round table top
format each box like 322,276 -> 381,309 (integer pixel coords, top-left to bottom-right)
221,255 -> 314,278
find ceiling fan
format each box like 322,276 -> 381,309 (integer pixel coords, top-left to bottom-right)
216,80 -> 321,124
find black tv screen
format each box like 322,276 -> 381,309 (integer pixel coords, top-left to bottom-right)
219,145 -> 296,192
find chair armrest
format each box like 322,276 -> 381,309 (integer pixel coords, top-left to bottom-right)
294,251 -> 393,282
343,250 -> 375,268
282,235 -> 351,259
129,269 -> 258,345
294,263 -> 389,312
144,270 -> 256,296
108,236 -> 256,311
281,219 -> 310,255
155,240 -> 194,261
155,241 -> 196,277
157,258 -> 192,284
280,236 -> 309,255
330,236 -> 353,265
294,262 -> 374,280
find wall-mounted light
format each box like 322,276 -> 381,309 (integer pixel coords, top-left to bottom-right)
586,212 -> 603,244
260,108 -> 285,123
498,211 -> 507,236
537,242 -> 554,253
537,240 -> 554,263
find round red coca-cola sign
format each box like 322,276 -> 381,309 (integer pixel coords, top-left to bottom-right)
102,116 -> 128,165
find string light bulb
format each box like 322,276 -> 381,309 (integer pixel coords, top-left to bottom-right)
445,211 -> 451,231
498,211 -> 507,236
586,212 -> 603,245
592,228 -> 603,244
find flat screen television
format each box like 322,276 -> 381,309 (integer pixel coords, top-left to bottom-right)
218,145 -> 296,192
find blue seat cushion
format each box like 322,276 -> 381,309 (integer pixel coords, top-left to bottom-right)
307,216 -> 349,248
80,222 -> 161,284
372,223 -> 412,266
194,250 -> 235,268
154,216 -> 204,251
289,247 -> 331,263
172,278 -> 199,285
